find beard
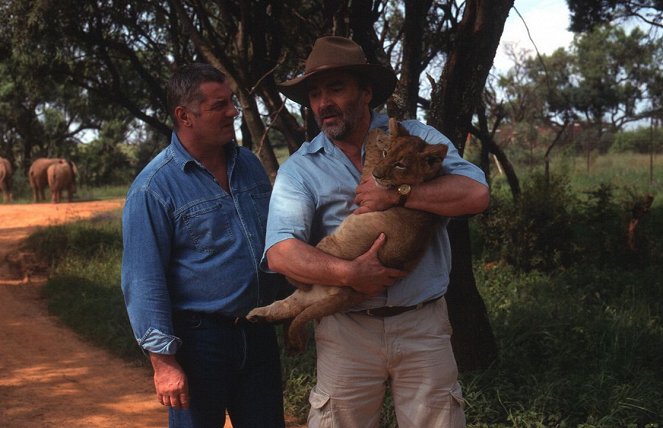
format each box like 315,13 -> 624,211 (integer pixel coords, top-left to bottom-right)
316,98 -> 363,141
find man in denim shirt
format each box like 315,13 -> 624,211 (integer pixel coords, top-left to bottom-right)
121,64 -> 285,428
265,37 -> 489,427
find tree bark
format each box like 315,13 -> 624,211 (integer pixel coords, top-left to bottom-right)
428,0 -> 515,371
387,0 -> 433,119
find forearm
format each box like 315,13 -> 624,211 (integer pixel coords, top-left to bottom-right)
266,236 -> 408,296
149,352 -> 180,370
402,175 -> 489,217
266,238 -> 353,287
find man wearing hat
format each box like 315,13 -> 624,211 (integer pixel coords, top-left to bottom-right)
264,36 -> 489,427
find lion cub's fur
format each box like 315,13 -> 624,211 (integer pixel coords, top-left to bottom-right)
247,118 -> 448,351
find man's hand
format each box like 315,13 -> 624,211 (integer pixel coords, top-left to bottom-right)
353,176 -> 399,215
347,233 -> 408,296
149,353 -> 190,409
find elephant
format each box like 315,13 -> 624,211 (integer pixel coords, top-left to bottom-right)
29,158 -> 78,202
47,160 -> 77,203
0,156 -> 12,203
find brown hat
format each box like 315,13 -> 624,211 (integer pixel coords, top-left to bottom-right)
278,36 -> 397,108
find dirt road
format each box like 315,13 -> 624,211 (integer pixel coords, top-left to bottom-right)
0,200 -> 302,428
0,200 -> 168,427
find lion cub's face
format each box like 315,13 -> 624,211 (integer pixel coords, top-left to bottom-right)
371,120 -> 448,188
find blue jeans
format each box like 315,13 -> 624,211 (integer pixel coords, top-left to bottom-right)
168,312 -> 285,428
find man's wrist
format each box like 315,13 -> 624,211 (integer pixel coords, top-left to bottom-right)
396,184 -> 412,206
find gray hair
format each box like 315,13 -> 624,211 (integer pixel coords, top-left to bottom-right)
166,63 -> 226,127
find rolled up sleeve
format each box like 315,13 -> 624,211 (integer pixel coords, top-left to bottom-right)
121,188 -> 181,354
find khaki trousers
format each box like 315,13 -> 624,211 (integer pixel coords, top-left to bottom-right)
307,297 -> 465,428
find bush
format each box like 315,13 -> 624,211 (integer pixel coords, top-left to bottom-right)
480,172 -> 577,271
479,172 -> 658,271
611,127 -> 663,154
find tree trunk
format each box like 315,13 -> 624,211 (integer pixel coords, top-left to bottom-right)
387,0 -> 433,119
445,218 -> 497,372
471,103 -> 521,200
428,0 -> 514,371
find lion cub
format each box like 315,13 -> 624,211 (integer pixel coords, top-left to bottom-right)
247,118 -> 448,351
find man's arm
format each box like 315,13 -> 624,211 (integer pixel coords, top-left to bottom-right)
266,234 -> 408,296
354,173 -> 489,216
122,190 -> 181,353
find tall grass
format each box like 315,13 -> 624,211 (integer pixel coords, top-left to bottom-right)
462,264 -> 663,426
24,152 -> 663,426
557,153 -> 661,205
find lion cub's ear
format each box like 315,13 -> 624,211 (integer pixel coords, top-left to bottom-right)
421,144 -> 448,167
388,117 -> 408,138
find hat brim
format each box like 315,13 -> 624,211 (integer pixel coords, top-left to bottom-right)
278,64 -> 397,109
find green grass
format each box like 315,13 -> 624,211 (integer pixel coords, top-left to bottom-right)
463,264 -> 663,426
24,152 -> 663,426
24,210 -> 145,364
559,152 -> 661,200
74,184 -> 130,200
5,177 -> 128,204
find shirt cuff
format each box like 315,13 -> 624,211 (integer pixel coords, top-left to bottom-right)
138,327 -> 182,355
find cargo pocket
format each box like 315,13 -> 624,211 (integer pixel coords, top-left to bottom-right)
450,382 -> 465,409
448,382 -> 466,427
307,387 -> 332,426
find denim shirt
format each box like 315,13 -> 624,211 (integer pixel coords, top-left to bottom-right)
121,133 -> 272,355
264,112 -> 488,310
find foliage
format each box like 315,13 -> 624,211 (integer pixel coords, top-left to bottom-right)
76,121 -> 136,187
567,0 -> 663,32
612,125 -> 663,153
495,25 -> 663,149
480,172 -> 577,271
0,0 -> 518,181
278,327 -> 318,422
480,166 -> 660,272
570,26 -> 661,131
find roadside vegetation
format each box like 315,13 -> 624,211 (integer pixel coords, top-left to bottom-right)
24,149 -> 662,427
7,179 -> 129,204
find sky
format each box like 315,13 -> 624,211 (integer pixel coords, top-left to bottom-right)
494,0 -> 575,72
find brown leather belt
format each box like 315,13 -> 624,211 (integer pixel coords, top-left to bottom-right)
352,296 -> 442,318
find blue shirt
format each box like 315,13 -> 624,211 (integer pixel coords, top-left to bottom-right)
264,112 -> 488,310
121,133 -> 273,355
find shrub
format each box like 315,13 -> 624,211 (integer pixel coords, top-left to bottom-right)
480,172 -> 577,272
611,127 -> 663,154
479,172 -> 658,271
